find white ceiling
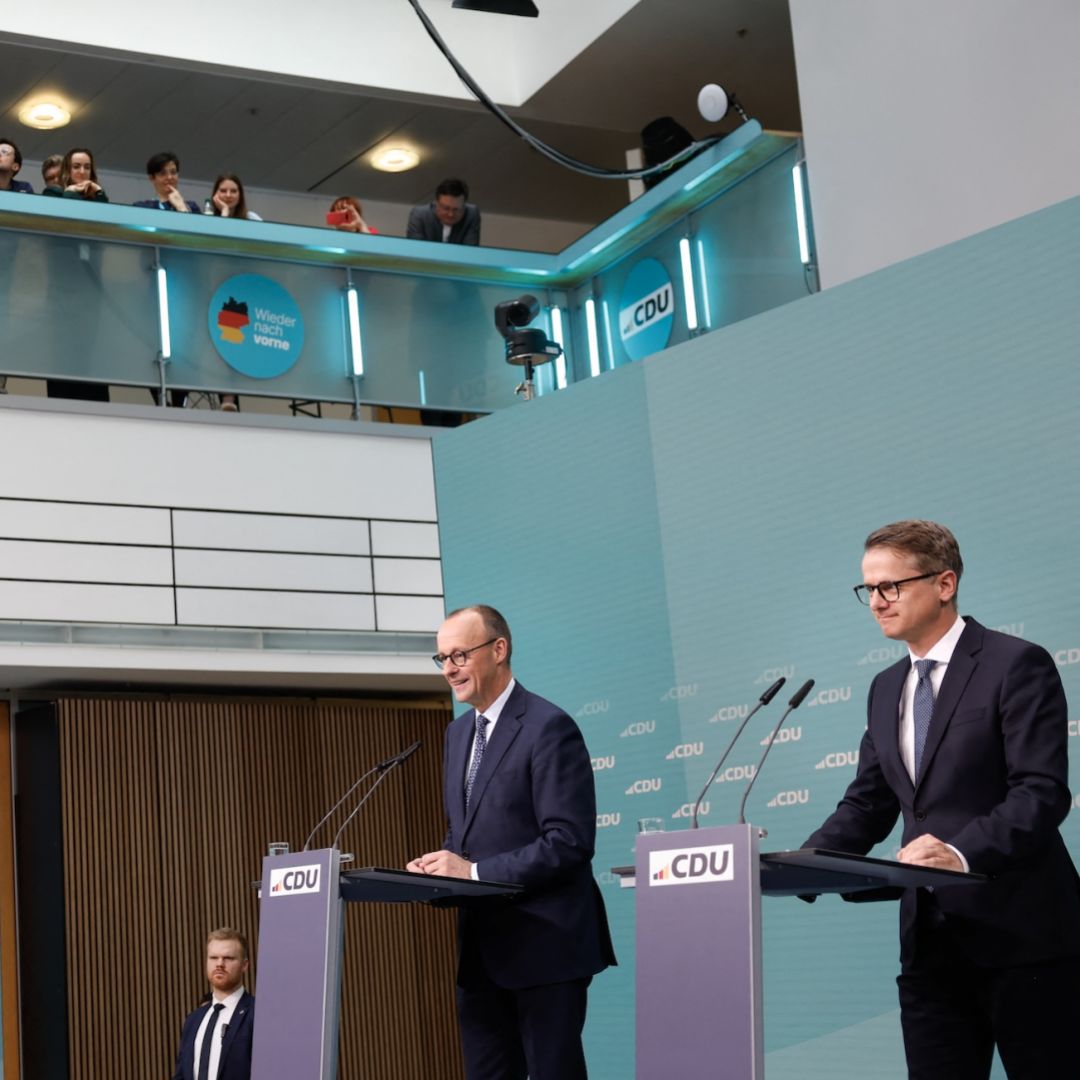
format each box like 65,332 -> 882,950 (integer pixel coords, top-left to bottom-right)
0,1 -> 800,227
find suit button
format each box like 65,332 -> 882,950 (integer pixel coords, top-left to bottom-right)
462,850 -> 470,860
914,811 -> 926,822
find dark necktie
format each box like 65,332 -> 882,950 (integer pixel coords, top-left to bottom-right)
198,1002 -> 225,1080
913,659 -> 937,779
464,714 -> 489,808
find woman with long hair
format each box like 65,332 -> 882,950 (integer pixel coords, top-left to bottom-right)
205,174 -> 262,221
42,147 -> 108,202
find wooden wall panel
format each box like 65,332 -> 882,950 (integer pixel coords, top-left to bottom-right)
56,696 -> 462,1080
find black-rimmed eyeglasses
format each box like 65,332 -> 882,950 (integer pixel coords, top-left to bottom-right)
853,571 -> 944,605
432,637 -> 498,669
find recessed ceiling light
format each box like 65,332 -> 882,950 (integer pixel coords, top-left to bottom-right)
371,146 -> 420,173
18,101 -> 71,130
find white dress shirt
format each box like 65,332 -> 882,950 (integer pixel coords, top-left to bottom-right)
193,984 -> 245,1080
898,615 -> 968,869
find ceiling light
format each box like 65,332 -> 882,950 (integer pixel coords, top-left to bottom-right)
371,146 -> 420,173
18,101 -> 71,130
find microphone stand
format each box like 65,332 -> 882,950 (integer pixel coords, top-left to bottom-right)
690,678 -> 786,829
738,680 -> 815,826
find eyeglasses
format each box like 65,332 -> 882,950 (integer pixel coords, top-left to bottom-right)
853,571 -> 944,605
432,637 -> 497,669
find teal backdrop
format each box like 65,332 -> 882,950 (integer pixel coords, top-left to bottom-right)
431,193 -> 1080,1079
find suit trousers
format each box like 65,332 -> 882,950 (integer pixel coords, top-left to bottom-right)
456,976 -> 591,1080
897,895 -> 1080,1079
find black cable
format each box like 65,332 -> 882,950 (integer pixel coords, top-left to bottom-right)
406,0 -> 724,181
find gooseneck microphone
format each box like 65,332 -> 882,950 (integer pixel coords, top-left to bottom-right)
690,677 -> 786,829
737,679 -> 814,826
302,740 -> 422,851
330,741 -> 422,851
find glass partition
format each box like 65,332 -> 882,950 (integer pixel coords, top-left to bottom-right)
0,126 -> 812,413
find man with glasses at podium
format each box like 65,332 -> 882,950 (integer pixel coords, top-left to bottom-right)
804,520 -> 1080,1079
408,604 -> 615,1080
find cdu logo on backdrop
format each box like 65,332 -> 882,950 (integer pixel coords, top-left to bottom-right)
619,258 -> 674,360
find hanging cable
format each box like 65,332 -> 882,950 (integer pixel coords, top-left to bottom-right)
405,0 -> 725,181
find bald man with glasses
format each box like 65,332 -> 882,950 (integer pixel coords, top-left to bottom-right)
804,519 -> 1080,1079
407,604 -> 615,1080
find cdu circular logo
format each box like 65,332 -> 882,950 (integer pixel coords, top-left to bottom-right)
618,257 -> 674,361
207,273 -> 305,379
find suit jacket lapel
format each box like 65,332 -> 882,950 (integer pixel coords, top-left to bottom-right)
446,715 -> 472,838
462,683 -> 525,836
871,660 -> 913,794
917,619 -> 982,786
218,993 -> 250,1069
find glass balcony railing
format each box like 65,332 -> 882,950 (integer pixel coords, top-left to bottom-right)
0,122 -> 812,414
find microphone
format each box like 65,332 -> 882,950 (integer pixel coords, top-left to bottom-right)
302,741 -> 422,851
737,679 -> 814,826
375,740 -> 422,772
330,740 -> 422,851
690,677 -> 785,829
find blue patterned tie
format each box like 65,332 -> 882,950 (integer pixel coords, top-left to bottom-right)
913,659 -> 936,779
464,714 -> 489,808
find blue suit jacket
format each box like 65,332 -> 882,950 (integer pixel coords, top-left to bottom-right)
406,201 -> 481,245
806,618 -> 1080,968
171,990 -> 254,1080
443,681 -> 615,989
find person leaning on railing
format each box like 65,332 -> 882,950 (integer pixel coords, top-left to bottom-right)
204,173 -> 262,221
0,136 -> 33,193
41,148 -> 109,203
133,151 -> 200,213
40,154 -> 63,188
328,195 -> 378,234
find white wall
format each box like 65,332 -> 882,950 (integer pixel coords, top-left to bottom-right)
789,0 -> 1080,287
0,400 -> 448,690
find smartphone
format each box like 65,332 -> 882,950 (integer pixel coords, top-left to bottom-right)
326,210 -> 350,226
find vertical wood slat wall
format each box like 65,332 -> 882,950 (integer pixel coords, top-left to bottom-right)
55,697 -> 464,1080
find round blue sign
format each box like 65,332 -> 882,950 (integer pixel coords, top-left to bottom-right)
207,273 -> 305,379
618,258 -> 674,361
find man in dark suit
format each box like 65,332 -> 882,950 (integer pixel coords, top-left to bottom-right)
171,927 -> 255,1080
805,519 -> 1080,1079
407,604 -> 615,1080
406,177 -> 481,245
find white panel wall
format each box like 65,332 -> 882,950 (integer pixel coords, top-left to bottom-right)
0,403 -> 444,638
0,407 -> 436,520
790,0 -> 1080,287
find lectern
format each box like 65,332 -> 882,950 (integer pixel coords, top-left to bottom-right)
249,848 -> 521,1080
624,825 -> 983,1079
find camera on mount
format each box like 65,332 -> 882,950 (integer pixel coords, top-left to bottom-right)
494,295 -> 561,399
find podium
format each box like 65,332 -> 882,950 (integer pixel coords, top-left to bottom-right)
622,825 -> 983,1079
249,849 -> 521,1080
